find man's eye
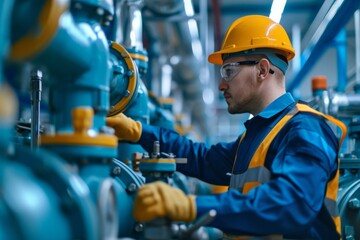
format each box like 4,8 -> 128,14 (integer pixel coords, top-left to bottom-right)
225,68 -> 236,77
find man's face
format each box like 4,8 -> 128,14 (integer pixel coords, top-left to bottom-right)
218,56 -> 260,115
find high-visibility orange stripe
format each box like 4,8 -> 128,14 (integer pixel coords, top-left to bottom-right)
227,103 -> 347,237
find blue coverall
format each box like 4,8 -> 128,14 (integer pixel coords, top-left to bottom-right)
138,93 -> 340,239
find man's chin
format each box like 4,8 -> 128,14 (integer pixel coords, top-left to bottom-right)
227,107 -> 236,114
228,106 -> 245,114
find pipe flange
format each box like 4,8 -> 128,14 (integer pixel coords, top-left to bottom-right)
108,41 -> 139,116
40,133 -> 117,147
139,158 -> 176,172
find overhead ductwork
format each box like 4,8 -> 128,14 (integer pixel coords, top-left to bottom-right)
142,0 -> 212,138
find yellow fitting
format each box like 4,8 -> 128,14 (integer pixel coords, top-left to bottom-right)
40,106 -> 117,147
72,107 -> 93,135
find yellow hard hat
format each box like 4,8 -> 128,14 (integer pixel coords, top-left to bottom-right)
208,15 -> 295,65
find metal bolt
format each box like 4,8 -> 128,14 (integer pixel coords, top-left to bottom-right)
96,7 -> 104,16
348,198 -> 360,210
127,70 -> 134,76
124,90 -> 130,96
152,141 -> 160,158
112,167 -> 121,176
31,69 -> 43,79
106,15 -> 113,21
127,183 -> 137,192
134,223 -> 143,232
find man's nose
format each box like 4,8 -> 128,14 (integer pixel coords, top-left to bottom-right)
218,78 -> 228,91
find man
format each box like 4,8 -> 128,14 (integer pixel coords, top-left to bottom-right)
107,15 -> 347,239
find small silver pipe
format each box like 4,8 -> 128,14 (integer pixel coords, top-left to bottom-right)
123,0 -> 144,49
330,93 -> 360,115
152,141 -> 160,158
114,0 -> 125,43
30,69 -> 42,149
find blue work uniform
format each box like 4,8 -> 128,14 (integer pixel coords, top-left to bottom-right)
138,93 -> 344,239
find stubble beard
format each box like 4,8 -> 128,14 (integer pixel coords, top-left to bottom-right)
227,102 -> 240,114
227,100 -> 247,114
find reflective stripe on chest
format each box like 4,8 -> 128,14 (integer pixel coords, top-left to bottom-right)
229,109 -> 295,192
228,103 -> 347,236
229,103 -> 346,193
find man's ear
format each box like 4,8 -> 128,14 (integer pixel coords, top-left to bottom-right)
258,58 -> 272,79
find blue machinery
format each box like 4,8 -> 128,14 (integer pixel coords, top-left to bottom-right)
1,0 -> 216,239
1,0 -> 360,239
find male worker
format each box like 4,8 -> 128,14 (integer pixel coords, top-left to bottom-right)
107,15 -> 347,239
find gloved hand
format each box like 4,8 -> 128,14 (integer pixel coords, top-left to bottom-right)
106,113 -> 142,142
133,181 -> 196,223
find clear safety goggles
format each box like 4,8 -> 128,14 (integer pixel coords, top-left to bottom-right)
220,60 -> 259,82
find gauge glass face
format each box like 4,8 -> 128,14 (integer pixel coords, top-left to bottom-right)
98,178 -> 118,239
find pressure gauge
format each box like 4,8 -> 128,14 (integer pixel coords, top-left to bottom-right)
98,178 -> 119,239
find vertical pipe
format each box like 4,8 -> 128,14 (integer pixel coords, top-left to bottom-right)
291,24 -> 301,74
335,28 -> 347,92
211,0 -> 222,51
113,0 -> 125,43
200,0 -> 208,71
355,10 -> 360,84
30,69 -> 42,150
287,0 -> 360,93
122,0 -> 144,49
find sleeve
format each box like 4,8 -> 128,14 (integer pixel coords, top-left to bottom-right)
195,114 -> 339,236
138,124 -> 240,185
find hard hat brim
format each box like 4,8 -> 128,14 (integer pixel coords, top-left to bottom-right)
208,46 -> 295,65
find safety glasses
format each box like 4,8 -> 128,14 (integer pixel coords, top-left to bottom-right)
220,60 -> 259,82
220,59 -> 276,82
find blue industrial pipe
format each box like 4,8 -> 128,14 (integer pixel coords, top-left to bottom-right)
6,1 -> 153,239
79,159 -> 145,238
8,0 -> 118,159
0,147 -> 100,240
287,0 -> 360,93
334,28 -> 348,92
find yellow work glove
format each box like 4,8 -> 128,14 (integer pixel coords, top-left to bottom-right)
133,181 -> 196,223
106,113 -> 142,142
